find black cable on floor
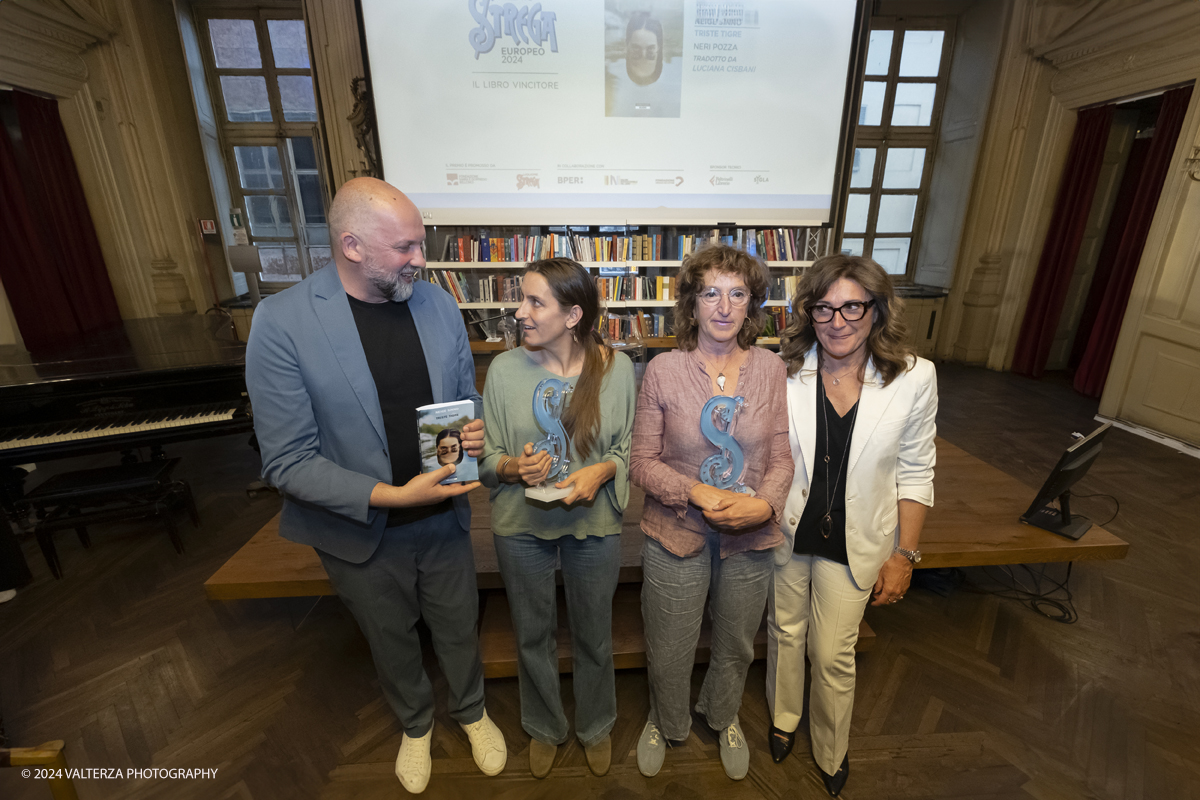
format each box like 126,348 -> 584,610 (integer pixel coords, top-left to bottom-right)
1069,492 -> 1120,526
961,561 -> 1079,624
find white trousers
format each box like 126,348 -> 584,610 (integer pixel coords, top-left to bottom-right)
766,553 -> 871,774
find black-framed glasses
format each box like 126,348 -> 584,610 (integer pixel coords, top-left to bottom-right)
807,299 -> 875,323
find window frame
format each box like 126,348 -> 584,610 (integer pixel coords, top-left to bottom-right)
842,17 -> 956,283
193,3 -> 330,290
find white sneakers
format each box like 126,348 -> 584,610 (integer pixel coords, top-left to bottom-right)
394,723 -> 433,794
460,710 -> 508,776
395,711 -> 508,794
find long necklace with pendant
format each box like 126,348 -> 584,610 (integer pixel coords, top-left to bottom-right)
819,374 -> 859,538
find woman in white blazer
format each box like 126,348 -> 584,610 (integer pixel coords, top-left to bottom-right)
766,255 -> 937,797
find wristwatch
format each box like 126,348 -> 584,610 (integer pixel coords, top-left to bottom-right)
895,547 -> 922,564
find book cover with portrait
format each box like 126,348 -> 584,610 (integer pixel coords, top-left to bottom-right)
416,400 -> 478,484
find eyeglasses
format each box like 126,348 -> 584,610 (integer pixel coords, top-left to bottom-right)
698,287 -> 751,307
628,45 -> 658,59
807,299 -> 875,323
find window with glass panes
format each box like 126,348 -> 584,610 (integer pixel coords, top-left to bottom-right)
198,11 -> 330,286
841,21 -> 953,280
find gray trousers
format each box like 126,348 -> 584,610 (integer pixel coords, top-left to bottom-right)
641,533 -> 774,741
317,508 -> 485,738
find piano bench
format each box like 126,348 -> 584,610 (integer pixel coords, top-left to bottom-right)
23,459 -> 200,579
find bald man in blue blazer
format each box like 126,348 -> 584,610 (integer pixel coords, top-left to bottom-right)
246,178 -> 506,794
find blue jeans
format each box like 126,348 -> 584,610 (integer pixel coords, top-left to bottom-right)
641,533 -> 774,741
492,533 -> 621,747
317,508 -> 484,738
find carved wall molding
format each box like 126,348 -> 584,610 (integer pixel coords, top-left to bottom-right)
63,83 -> 157,318
303,0 -> 370,189
1028,0 -> 1198,66
86,0 -> 199,314
0,0 -> 113,96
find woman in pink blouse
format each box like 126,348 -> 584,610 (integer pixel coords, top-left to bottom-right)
630,245 -> 794,781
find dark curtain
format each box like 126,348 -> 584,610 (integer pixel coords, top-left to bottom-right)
1068,137 -> 1150,370
1011,104 -> 1115,378
1073,85 -> 1194,397
0,90 -> 121,353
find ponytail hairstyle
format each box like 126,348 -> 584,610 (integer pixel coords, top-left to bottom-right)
524,258 -> 614,461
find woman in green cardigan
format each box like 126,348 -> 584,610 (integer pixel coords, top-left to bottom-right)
479,258 -> 637,780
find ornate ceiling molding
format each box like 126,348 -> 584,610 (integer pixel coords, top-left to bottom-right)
1020,0 -> 1200,107
0,0 -> 115,97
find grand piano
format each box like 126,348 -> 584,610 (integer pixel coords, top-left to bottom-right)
0,316 -> 253,500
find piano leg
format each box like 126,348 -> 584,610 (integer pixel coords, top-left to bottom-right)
0,467 -> 28,523
69,508 -> 90,549
36,528 -> 62,580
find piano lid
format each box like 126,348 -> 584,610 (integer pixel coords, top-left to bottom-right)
0,316 -> 246,387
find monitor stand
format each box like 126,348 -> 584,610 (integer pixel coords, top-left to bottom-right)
1021,490 -> 1092,540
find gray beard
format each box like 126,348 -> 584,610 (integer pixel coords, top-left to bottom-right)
363,260 -> 414,302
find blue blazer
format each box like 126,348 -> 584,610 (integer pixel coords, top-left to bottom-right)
245,264 -> 482,564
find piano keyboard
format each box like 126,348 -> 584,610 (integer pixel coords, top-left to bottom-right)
0,405 -> 241,451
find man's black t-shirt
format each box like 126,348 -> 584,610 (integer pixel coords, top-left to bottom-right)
346,294 -> 451,526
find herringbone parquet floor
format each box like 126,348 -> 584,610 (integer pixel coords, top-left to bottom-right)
1,363 -> 1197,799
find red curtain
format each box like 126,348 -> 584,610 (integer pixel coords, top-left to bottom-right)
0,90 -> 121,353
1011,104 -> 1114,378
1068,137 -> 1150,371
1073,85 -> 1195,397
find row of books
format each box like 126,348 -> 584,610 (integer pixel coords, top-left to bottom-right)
600,310 -> 790,341
603,311 -> 673,341
436,226 -> 829,263
443,234 -> 576,263
762,307 -> 789,338
596,275 -> 677,303
431,268 -> 804,307
427,269 -> 523,304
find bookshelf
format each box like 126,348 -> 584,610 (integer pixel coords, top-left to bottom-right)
428,224 -> 829,350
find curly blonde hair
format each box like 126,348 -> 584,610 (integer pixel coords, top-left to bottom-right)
672,245 -> 769,351
780,254 -> 913,386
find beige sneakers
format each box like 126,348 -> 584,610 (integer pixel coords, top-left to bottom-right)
394,723 -> 433,794
460,710 -> 507,776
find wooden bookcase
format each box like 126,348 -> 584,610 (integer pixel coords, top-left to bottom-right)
424,224 -> 830,353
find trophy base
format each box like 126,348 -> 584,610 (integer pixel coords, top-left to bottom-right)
525,484 -> 572,503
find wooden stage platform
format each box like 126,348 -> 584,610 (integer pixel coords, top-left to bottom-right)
204,439 -> 1128,676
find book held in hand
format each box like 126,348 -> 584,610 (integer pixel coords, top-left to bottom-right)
416,400 -> 478,484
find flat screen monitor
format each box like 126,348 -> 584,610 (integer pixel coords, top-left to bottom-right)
1020,422 -> 1112,540
359,0 -> 862,226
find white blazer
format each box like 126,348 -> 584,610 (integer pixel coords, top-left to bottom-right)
776,347 -> 938,590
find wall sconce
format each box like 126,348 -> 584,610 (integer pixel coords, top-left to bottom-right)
1186,146 -> 1200,182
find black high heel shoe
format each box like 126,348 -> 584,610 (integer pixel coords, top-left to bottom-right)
818,754 -> 849,797
768,724 -> 795,763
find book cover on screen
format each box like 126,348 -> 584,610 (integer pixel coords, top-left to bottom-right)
416,400 -> 478,484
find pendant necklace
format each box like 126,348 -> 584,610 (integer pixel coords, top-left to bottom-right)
708,350 -> 740,394
819,373 -> 859,538
822,362 -> 860,386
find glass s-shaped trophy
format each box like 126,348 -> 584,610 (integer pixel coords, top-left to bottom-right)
525,377 -> 574,502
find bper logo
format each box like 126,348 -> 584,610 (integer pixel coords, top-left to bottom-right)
469,0 -> 558,59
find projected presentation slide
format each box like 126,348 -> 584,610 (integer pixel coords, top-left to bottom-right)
362,0 -> 858,225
